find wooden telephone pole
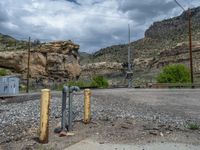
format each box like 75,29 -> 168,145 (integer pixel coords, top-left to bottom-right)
174,0 -> 194,84
188,9 -> 194,83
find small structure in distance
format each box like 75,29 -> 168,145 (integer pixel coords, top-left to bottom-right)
0,75 -> 19,95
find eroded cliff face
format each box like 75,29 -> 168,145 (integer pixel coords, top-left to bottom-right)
81,62 -> 123,78
134,42 -> 200,81
82,6 -> 200,82
81,42 -> 200,83
0,41 -> 81,85
152,42 -> 200,80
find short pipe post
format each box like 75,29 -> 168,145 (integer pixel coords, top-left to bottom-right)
68,91 -> 73,131
84,89 -> 91,124
68,86 -> 80,131
61,86 -> 68,130
39,89 -> 51,144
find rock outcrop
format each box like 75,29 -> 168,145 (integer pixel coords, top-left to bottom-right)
81,62 -> 123,78
0,41 -> 81,85
81,6 -> 200,82
152,42 -> 200,79
132,42 -> 200,81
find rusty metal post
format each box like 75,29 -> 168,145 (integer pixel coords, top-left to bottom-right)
39,89 -> 51,143
84,89 -> 91,124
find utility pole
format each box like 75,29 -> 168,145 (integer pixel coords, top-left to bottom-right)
128,24 -> 131,71
174,0 -> 194,84
127,24 -> 133,88
188,9 -> 194,83
26,37 -> 31,93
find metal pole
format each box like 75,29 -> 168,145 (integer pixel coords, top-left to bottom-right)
26,37 -> 31,93
68,90 -> 73,131
128,24 -> 131,71
61,87 -> 68,130
174,0 -> 185,11
188,9 -> 194,83
128,24 -> 132,88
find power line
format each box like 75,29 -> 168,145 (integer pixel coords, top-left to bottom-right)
174,0 -> 186,11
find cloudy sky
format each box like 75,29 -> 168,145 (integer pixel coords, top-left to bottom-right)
0,0 -> 200,52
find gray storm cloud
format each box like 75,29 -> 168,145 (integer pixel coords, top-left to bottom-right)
0,0 -> 199,52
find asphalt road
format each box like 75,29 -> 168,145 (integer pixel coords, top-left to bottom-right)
66,139 -> 200,150
91,88 -> 200,121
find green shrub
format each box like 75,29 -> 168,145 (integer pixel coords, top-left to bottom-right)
157,64 -> 190,83
65,76 -> 109,89
90,76 -> 109,88
0,68 -> 7,76
186,122 -> 200,130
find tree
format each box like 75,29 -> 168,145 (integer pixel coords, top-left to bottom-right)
157,64 -> 190,83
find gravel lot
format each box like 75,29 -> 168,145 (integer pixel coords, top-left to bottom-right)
0,93 -> 82,144
0,89 -> 200,149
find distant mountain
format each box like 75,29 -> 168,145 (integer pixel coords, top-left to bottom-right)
81,6 -> 200,82
0,33 -> 43,52
87,6 -> 200,64
79,52 -> 92,64
0,33 -> 29,51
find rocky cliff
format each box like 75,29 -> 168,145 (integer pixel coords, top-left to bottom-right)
0,40 -> 81,86
81,6 -> 200,82
81,62 -> 123,78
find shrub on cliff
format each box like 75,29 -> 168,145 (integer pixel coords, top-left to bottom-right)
157,64 -> 190,83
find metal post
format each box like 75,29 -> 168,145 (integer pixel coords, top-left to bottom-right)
39,89 -> 50,144
128,24 -> 131,71
55,86 -> 80,134
128,24 -> 132,88
68,90 -> 73,131
188,9 -> 194,84
61,86 -> 68,130
26,37 -> 31,93
68,86 -> 80,131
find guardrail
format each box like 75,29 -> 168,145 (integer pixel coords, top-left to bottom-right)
147,83 -> 200,88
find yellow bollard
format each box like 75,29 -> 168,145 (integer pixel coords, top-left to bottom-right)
84,89 -> 91,124
39,89 -> 51,144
